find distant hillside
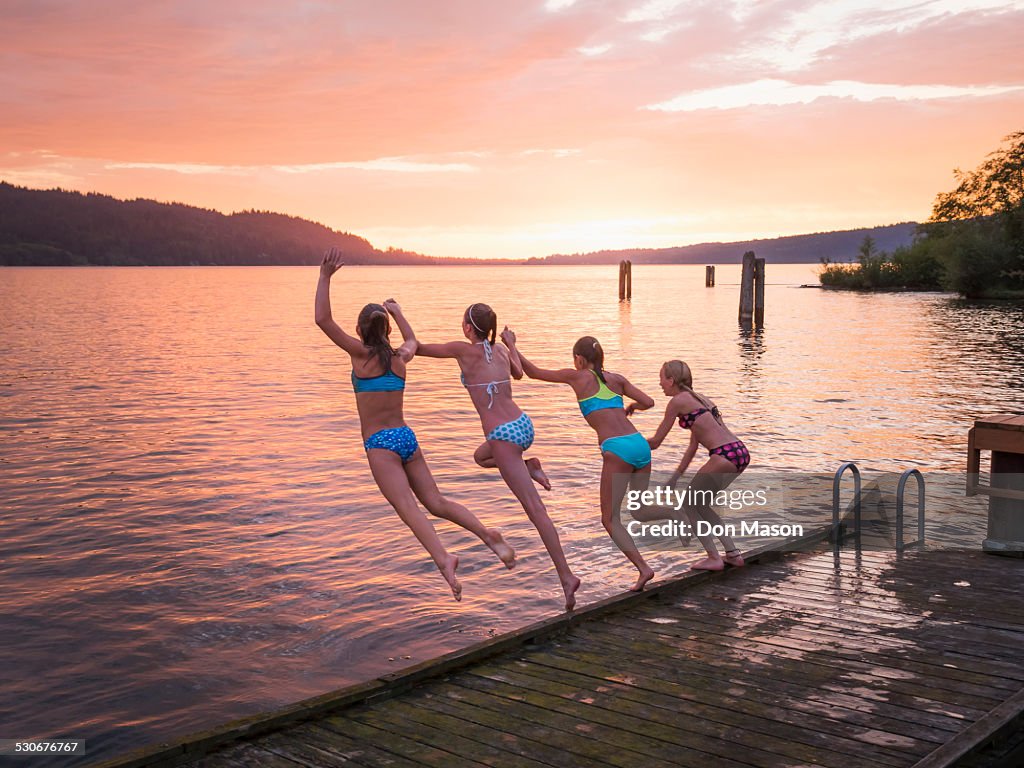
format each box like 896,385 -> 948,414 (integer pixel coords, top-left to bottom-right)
529,223 -> 919,265
0,183 -> 450,266
0,182 -> 919,267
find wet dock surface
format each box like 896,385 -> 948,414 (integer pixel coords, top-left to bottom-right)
109,549 -> 1024,768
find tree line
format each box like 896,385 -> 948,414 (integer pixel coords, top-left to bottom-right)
0,184 -> 447,266
820,130 -> 1024,298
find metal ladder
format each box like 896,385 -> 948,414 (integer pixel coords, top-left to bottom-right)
831,463 -> 925,553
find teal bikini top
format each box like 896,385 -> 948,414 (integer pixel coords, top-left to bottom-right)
351,367 -> 405,393
578,370 -> 624,416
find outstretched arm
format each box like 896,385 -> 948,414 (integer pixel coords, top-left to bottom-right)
500,327 -> 576,384
383,299 -> 417,361
621,377 -> 656,416
315,249 -> 363,355
416,340 -> 470,359
647,399 -> 679,450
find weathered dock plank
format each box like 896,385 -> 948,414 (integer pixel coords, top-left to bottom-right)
95,543 -> 1024,768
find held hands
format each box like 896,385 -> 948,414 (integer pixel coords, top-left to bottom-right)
625,403 -> 639,417
500,326 -> 517,347
320,247 -> 344,277
383,298 -> 402,317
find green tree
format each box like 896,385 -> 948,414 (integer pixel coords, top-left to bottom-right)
924,130 -> 1024,296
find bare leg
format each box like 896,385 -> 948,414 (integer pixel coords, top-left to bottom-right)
405,450 -> 515,569
367,449 -> 461,601
687,456 -> 742,570
474,441 -> 550,490
600,453 -> 655,591
489,439 -> 580,610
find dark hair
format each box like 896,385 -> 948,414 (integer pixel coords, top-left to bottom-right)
573,336 -> 606,383
357,303 -> 395,372
464,303 -> 497,344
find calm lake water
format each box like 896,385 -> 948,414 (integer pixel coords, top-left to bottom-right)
1,264 -> 1022,764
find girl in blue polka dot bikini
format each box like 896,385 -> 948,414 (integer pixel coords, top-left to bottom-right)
415,303 -> 581,610
315,250 -> 515,602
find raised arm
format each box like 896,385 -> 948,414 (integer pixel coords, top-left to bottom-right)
500,328 -> 576,384
383,298 -> 417,361
314,249 -> 363,355
500,326 -> 524,379
620,376 -> 656,416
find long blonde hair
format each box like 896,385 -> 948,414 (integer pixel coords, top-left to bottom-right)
663,360 -> 720,420
662,360 -> 692,390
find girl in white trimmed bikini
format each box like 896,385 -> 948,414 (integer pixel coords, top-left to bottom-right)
413,303 -> 581,610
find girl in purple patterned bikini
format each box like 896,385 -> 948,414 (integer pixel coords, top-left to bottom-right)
646,360 -> 749,571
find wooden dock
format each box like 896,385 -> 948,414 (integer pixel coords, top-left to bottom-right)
98,543 -> 1024,768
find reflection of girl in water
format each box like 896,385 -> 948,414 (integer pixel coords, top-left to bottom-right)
647,360 -> 749,571
503,331 -> 658,592
314,250 -> 515,601
413,303 -> 580,610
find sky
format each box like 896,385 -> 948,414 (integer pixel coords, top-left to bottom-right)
2,0 -> 1023,259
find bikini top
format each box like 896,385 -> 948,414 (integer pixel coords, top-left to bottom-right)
678,405 -> 720,429
351,365 -> 405,393
578,370 -> 624,417
460,340 -> 509,409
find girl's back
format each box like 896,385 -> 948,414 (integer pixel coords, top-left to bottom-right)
351,350 -> 407,438
459,341 -> 522,431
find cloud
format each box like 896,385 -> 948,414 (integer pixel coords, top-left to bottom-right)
725,0 -> 1024,72
622,0 -> 688,23
645,79 -> 1024,111
107,162 -> 254,176
105,157 -> 479,176
520,148 -> 583,157
545,0 -> 580,11
272,158 -> 478,174
578,43 -> 613,55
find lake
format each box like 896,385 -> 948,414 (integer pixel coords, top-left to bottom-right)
1,264 -> 1021,764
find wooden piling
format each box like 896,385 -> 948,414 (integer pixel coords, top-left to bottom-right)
625,260 -> 632,299
754,257 -> 765,325
618,261 -> 625,300
738,251 -> 755,323
705,265 -> 715,287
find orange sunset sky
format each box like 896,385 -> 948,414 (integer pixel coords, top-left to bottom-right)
2,0 -> 1023,259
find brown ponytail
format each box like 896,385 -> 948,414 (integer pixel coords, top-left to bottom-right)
357,303 -> 395,372
573,336 -> 607,383
464,303 -> 497,344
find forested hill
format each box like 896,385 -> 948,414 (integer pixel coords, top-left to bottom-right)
1,182 -> 919,267
529,223 -> 918,265
0,183 -> 447,266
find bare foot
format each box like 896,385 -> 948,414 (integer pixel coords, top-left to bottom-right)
441,554 -> 462,601
723,549 -> 745,567
690,556 -> 725,571
485,529 -> 516,570
562,574 -> 581,611
630,566 -> 655,592
526,457 -> 551,491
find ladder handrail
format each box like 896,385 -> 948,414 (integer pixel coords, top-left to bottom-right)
832,462 -> 861,552
896,468 -> 925,553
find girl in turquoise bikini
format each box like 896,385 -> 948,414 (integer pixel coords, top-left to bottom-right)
415,303 -> 581,610
501,331 -> 658,592
314,250 -> 515,601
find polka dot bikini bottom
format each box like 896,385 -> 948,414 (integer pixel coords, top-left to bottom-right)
708,440 -> 750,472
